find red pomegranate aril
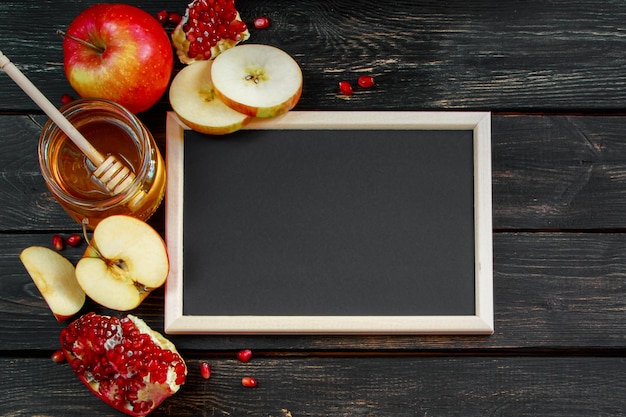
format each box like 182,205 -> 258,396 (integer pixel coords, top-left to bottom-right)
61,93 -> 74,105
358,75 -> 375,88
254,16 -> 271,29
51,349 -> 66,363
338,81 -> 353,96
200,361 -> 211,379
65,234 -> 82,247
52,234 -> 64,251
169,12 -> 182,25
156,10 -> 169,25
237,349 -> 252,362
241,376 -> 257,388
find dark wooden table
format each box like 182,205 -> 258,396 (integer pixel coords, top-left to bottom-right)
3,0 -> 626,415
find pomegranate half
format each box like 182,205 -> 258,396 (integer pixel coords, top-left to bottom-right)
60,312 -> 187,416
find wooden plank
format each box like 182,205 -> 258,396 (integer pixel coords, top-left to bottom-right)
3,232 -> 626,351
2,1 -> 626,112
1,356 -> 625,416
5,113 -> 626,231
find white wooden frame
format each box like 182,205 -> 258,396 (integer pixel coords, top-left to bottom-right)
164,111 -> 493,335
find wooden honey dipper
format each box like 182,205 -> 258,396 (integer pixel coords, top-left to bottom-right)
0,50 -> 137,195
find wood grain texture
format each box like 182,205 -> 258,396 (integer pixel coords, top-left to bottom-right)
5,114 -> 626,231
2,1 -> 626,415
3,232 -> 626,352
1,356 -> 625,417
2,0 -> 626,112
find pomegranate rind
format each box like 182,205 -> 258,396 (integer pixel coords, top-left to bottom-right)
171,2 -> 250,65
61,313 -> 187,417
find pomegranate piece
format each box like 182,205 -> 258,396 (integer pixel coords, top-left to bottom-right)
168,12 -> 182,25
358,75 -> 375,88
52,234 -> 64,251
237,349 -> 252,362
65,234 -> 82,247
51,349 -> 66,363
200,361 -> 211,379
241,376 -> 257,387
171,0 -> 250,64
60,313 -> 187,416
60,93 -> 74,105
338,81 -> 353,96
253,16 -> 271,29
156,10 -> 169,25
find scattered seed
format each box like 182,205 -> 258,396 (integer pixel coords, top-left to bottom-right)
156,10 -> 169,25
52,235 -> 64,251
65,234 -> 82,247
338,81 -> 353,96
237,349 -> 252,362
168,12 -> 182,25
200,361 -> 211,379
358,75 -> 375,88
241,376 -> 257,387
60,94 -> 74,105
51,350 -> 66,363
254,16 -> 271,29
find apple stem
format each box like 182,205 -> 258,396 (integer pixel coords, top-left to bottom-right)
56,30 -> 105,54
81,218 -> 104,259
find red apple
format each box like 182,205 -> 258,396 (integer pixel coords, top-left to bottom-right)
61,4 -> 173,113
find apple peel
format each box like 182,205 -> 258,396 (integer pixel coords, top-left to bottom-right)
169,59 -> 251,135
20,246 -> 85,321
211,44 -> 303,118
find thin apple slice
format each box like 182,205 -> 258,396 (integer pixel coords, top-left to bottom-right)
169,59 -> 251,135
211,44 -> 303,118
75,215 -> 169,311
20,246 -> 85,321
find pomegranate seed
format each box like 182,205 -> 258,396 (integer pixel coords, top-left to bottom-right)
200,361 -> 211,379
52,235 -> 64,251
168,12 -> 183,25
65,234 -> 82,247
51,350 -> 66,363
60,94 -> 74,105
241,376 -> 257,388
358,75 -> 375,88
156,10 -> 169,25
237,349 -> 252,362
338,81 -> 353,96
253,16 -> 271,29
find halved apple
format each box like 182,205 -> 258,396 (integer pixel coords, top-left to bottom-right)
211,44 -> 303,118
169,59 -> 251,135
75,215 -> 169,311
20,246 -> 85,321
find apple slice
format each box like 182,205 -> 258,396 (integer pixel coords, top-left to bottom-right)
75,215 -> 169,311
169,59 -> 251,135
211,44 -> 303,118
20,246 -> 85,321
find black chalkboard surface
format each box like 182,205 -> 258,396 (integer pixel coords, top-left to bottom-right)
164,111 -> 493,334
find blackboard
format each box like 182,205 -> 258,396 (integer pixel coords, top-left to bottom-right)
164,111 -> 493,334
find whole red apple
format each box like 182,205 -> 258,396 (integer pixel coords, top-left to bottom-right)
62,4 -> 173,114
